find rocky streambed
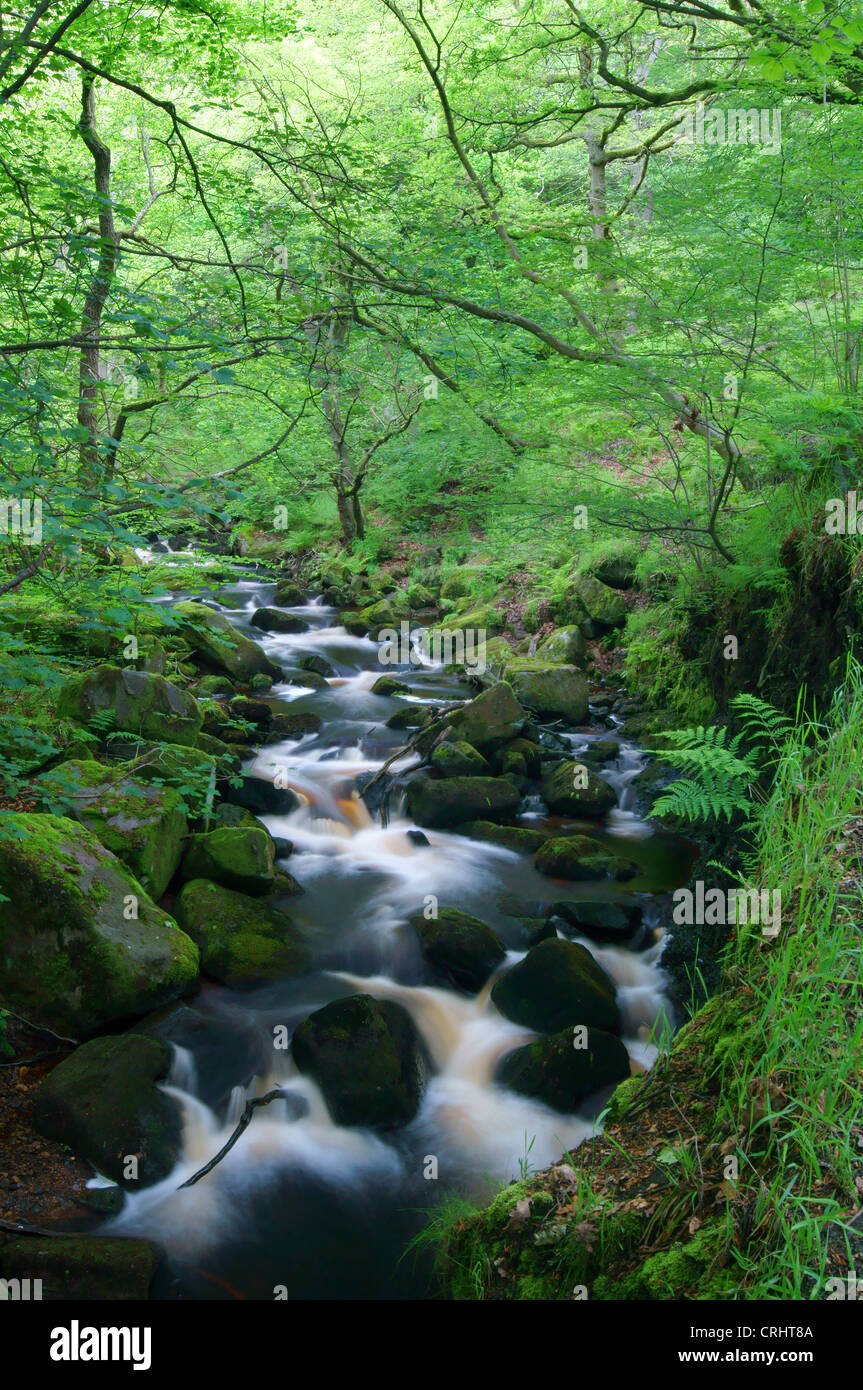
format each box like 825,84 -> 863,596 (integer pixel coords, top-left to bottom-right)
0,557 -> 697,1299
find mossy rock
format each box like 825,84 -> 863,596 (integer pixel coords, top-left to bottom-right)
522,597 -> 554,633
439,568 -> 477,600
173,601 -> 282,682
536,625 -> 587,667
0,814 -> 199,1036
180,826 -> 275,895
291,993 -> 428,1129
34,1035 -> 183,1188
498,1026 -> 630,1112
491,937 -> 622,1035
406,775 -> 520,829
358,599 -> 396,630
250,607 -> 309,634
540,761 -> 617,817
105,738 -> 218,819
461,821 -> 550,853
56,665 -> 203,748
429,740 -> 489,777
371,675 -> 409,696
264,710 -> 324,741
195,674 -> 236,697
173,878 -> 309,987
34,760 -> 187,898
409,907 -> 505,993
572,573 -> 627,629
434,604 -> 504,636
273,579 -> 305,606
502,661 -> 589,723
386,705 -> 435,730
0,1233 -> 162,1300
534,834 -> 638,882
446,683 -> 526,752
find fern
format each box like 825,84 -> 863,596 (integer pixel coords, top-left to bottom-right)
647,724 -> 761,824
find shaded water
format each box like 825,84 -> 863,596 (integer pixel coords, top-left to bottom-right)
111,560 -> 695,1299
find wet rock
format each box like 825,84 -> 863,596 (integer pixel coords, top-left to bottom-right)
173,601 -> 282,682
491,937 -> 622,1035
250,607 -> 309,634
296,654 -> 334,677
174,879 -> 309,987
430,739 -> 488,777
535,835 -> 639,882
180,826 -> 275,895
406,829 -> 430,847
291,993 -> 428,1128
371,675 -> 409,696
446,682 -> 526,752
264,711 -> 323,742
551,900 -> 642,945
409,907 -> 505,993
502,662 -> 589,723
56,664 -> 203,747
0,1234 -> 162,1300
498,1026 -> 630,1112
386,705 -> 434,730
273,580 -> 305,606
228,697 -> 272,727
461,821 -> 549,853
272,836 -> 294,858
35,759 -> 187,898
406,774 -> 521,829
541,761 -> 618,817
34,1035 -> 184,1187
221,774 -> 300,816
0,813 -> 199,1036
581,738 -> 621,765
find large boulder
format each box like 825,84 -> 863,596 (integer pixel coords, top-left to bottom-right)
173,878 -> 308,987
35,760 -> 187,898
502,661 -> 589,723
0,814 -> 199,1036
536,626 -> 587,667
34,1035 -> 183,1188
291,994 -> 428,1128
250,608 -> 308,634
180,826 -> 275,896
56,665 -> 202,748
534,834 -> 638,882
491,937 -> 622,1035
445,683 -> 525,752
406,775 -> 520,829
173,601 -> 281,682
498,1026 -> 630,1112
572,573 -> 627,629
541,761 -> 617,817
409,907 -> 505,993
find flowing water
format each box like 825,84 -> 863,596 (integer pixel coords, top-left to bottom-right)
110,556 -> 696,1299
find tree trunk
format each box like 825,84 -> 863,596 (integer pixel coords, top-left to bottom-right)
76,75 -> 118,483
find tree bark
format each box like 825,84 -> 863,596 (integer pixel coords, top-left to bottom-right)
76,74 -> 118,483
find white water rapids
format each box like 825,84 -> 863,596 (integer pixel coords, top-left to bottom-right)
109,566 -> 677,1284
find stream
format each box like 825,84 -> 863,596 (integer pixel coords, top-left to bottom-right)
107,555 -> 695,1299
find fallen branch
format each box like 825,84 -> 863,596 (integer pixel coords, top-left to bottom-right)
177,1088 -> 287,1189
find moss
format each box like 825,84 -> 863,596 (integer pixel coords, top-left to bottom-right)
592,1220 -> 728,1300
0,812 -> 199,1035
173,878 -> 308,986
